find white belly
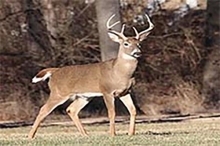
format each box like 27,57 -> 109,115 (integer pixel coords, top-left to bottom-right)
76,92 -> 103,98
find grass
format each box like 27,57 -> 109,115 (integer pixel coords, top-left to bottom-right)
0,117 -> 220,146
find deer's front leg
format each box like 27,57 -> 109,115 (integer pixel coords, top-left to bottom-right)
120,94 -> 136,135
103,94 -> 116,136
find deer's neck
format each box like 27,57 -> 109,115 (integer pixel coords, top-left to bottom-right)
113,53 -> 138,78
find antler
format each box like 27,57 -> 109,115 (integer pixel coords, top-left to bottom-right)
106,14 -> 126,39
106,14 -> 120,29
132,27 -> 139,39
107,13 -> 154,41
135,14 -> 154,40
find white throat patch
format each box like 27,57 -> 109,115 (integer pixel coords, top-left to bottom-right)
122,53 -> 136,60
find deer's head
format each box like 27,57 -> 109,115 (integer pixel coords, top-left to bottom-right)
107,14 -> 154,60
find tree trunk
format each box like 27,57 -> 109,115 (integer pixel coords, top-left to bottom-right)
205,0 -> 220,46
95,0 -> 121,61
40,0 -> 57,48
25,0 -> 53,59
40,0 -> 70,49
203,0 -> 220,107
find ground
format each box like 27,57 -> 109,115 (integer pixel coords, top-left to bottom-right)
0,115 -> 220,146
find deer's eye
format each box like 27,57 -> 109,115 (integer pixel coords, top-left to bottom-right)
124,42 -> 129,47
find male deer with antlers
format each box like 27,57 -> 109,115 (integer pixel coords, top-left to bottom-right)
28,13 -> 154,139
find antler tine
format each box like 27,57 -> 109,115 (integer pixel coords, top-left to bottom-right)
106,14 -> 120,29
138,13 -> 154,36
106,14 -> 127,39
121,24 -> 125,33
132,27 -> 139,39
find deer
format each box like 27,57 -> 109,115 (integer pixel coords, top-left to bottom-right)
28,13 -> 154,139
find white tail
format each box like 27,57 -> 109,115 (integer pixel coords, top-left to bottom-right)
32,72 -> 51,83
31,68 -> 58,83
28,13 -> 154,139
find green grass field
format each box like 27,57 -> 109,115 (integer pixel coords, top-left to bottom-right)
0,117 -> 220,146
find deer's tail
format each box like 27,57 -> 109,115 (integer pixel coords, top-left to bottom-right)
32,68 -> 58,83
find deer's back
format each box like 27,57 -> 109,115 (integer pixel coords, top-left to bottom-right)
48,61 -> 113,95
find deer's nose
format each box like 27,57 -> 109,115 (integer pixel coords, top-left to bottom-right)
133,51 -> 142,58
131,48 -> 142,58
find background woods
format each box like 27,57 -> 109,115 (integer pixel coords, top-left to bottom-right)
0,0 -> 219,122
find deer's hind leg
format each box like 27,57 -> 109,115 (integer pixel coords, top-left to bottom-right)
28,93 -> 69,139
66,97 -> 89,136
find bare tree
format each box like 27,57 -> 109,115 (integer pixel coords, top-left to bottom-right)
205,0 -> 220,46
95,0 -> 121,61
40,0 -> 71,48
203,0 -> 220,106
40,0 -> 57,47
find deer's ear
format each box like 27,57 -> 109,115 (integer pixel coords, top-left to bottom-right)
108,32 -> 123,43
